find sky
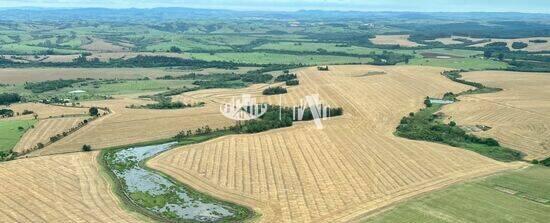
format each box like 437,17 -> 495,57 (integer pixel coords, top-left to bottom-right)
0,0 -> 549,13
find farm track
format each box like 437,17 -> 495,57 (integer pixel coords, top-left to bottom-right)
149,65 -> 525,222
442,70 -> 550,160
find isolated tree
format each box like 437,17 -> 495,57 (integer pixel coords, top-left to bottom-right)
169,46 -> 182,53
424,97 -> 432,107
89,107 -> 99,116
82,144 -> 92,152
449,121 -> 457,127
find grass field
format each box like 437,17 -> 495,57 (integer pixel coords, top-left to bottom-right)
189,52 -> 374,65
144,37 -> 232,52
0,43 -> 81,54
0,67 -> 256,84
415,48 -> 483,58
0,119 -> 36,152
71,79 -> 195,96
365,166 -> 550,223
404,58 -> 509,70
255,42 -> 390,54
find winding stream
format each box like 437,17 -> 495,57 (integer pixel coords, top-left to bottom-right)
104,142 -> 248,222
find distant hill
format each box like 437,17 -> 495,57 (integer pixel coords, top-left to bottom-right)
0,7 -> 549,22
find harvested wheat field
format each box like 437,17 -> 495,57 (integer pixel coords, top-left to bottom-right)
369,35 -> 423,47
427,36 -> 486,45
470,37 -> 550,52
9,103 -> 89,119
442,71 -> 550,160
13,116 -> 88,154
149,65 -> 524,223
80,37 -> 132,52
27,97 -> 233,156
0,152 -> 145,222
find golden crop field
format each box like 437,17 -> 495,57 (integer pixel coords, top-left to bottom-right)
427,37 -> 464,45
0,152 -> 145,222
13,116 -> 88,154
369,35 -> 423,47
148,65 -> 524,222
442,71 -> 550,160
9,103 -> 89,119
428,36 -> 485,45
80,37 -> 132,52
27,97 -> 233,156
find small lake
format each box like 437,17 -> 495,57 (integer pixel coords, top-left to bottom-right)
105,142 -> 244,222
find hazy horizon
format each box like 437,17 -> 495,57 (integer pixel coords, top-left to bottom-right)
0,0 -> 549,13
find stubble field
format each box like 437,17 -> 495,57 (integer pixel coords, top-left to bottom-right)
9,103 -> 89,119
442,70 -> 550,160
27,97 -> 233,156
148,65 -> 524,222
13,116 -> 88,154
0,151 -> 145,222
369,35 -> 423,47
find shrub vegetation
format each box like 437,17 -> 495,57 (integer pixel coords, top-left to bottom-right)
396,104 -> 523,162
0,93 -> 21,105
24,79 -> 90,93
285,79 -> 299,86
511,42 -> 528,49
262,86 -> 287,95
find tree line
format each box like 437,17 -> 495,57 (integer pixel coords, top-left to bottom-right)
0,93 -> 21,105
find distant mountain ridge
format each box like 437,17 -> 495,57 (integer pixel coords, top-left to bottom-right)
0,7 -> 549,22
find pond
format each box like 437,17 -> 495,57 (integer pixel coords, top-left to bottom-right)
429,99 -> 455,104
104,142 -> 248,222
